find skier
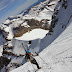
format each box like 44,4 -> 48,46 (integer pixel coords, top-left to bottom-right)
25,50 -> 41,69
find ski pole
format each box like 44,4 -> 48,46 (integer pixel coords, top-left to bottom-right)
35,52 -> 48,65
22,43 -> 27,52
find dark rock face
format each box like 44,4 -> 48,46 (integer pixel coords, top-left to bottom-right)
47,0 -> 68,36
49,11 -> 59,32
62,0 -> 67,9
0,56 -> 10,70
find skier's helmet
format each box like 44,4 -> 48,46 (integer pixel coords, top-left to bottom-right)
27,50 -> 31,53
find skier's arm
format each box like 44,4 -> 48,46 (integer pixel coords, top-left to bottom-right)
31,53 -> 38,56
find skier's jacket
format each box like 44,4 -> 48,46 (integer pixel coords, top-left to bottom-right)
25,51 -> 37,63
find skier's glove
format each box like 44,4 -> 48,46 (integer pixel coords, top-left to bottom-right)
37,53 -> 39,56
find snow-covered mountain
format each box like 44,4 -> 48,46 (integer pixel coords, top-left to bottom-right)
0,0 -> 72,72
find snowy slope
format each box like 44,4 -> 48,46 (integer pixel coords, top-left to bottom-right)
15,28 -> 48,40
10,0 -> 72,72
11,15 -> 72,72
0,0 -> 72,72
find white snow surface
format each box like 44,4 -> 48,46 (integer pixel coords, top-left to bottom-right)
0,45 -> 3,56
15,29 -> 48,40
11,16 -> 72,72
10,0 -> 72,72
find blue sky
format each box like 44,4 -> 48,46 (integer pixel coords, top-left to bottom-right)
0,0 -> 45,24
0,0 -> 27,24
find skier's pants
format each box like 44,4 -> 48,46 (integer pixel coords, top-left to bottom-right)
31,59 -> 40,69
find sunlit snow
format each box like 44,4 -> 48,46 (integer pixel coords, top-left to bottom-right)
15,29 -> 48,40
